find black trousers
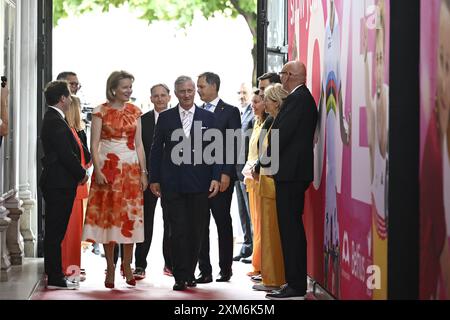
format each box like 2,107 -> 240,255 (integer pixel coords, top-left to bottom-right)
274,180 -> 310,294
198,184 -> 234,276
42,187 -> 77,281
234,180 -> 252,257
134,189 -> 171,270
163,191 -> 209,283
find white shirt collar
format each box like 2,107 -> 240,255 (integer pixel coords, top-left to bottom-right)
209,97 -> 221,107
290,84 -> 305,94
178,104 -> 196,117
49,106 -> 65,119
154,107 -> 167,124
240,103 -> 251,113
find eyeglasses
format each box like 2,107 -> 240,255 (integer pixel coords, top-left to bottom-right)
69,82 -> 82,89
278,71 -> 300,77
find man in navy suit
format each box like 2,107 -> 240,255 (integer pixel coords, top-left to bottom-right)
133,83 -> 172,280
149,76 -> 220,291
196,72 -> 241,283
263,61 -> 318,300
40,80 -> 88,289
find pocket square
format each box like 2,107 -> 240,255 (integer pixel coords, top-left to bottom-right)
201,126 -> 208,129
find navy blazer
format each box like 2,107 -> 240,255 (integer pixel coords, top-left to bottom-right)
208,99 -> 241,180
149,105 -> 220,193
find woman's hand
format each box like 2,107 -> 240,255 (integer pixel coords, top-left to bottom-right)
140,172 -> 148,191
94,170 -> 108,185
250,166 -> 259,182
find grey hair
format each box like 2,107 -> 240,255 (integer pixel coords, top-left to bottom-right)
174,76 -> 194,90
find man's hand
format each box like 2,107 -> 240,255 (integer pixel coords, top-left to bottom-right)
80,174 -> 89,185
208,180 -> 220,198
150,183 -> 161,198
219,174 -> 231,192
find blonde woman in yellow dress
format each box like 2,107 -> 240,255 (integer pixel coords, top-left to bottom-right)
243,90 -> 268,278
252,83 -> 289,291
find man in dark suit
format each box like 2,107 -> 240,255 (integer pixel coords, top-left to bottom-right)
133,83 -> 172,280
196,72 -> 241,283
39,80 -> 88,289
263,61 -> 318,300
233,83 -> 254,263
149,76 -> 220,291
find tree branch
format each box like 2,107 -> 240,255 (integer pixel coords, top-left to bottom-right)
229,0 -> 256,38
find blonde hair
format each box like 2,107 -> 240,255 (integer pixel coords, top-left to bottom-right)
65,95 -> 84,131
106,70 -> 134,101
264,83 -> 289,114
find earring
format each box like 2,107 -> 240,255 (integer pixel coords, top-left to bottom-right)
112,91 -> 116,96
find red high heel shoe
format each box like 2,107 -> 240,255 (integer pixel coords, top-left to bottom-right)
122,264 -> 136,286
104,267 -> 115,289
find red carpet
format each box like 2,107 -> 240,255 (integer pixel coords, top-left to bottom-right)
31,244 -> 268,300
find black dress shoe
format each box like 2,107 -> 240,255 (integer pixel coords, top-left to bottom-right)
186,279 -> 197,287
47,277 -> 79,290
195,274 -> 213,284
216,271 -> 232,282
232,254 -> 243,262
265,285 -> 306,300
173,281 -> 187,291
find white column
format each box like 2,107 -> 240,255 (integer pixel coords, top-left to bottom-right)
18,0 -> 37,258
4,0 -> 24,266
27,0 -> 38,256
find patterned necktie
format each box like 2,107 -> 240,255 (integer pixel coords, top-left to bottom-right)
205,102 -> 214,112
182,110 -> 192,137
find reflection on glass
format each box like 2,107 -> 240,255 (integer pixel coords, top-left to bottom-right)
267,53 -> 284,73
267,0 -> 285,48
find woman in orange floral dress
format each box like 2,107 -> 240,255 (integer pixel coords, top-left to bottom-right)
83,71 -> 148,288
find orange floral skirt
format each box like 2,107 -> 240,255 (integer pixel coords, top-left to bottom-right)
83,139 -> 144,244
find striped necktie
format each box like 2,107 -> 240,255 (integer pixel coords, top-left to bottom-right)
182,110 -> 192,137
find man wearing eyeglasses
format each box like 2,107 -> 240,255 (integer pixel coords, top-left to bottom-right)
57,71 -> 81,95
264,61 -> 318,300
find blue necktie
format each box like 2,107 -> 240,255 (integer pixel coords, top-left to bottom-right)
205,103 -> 214,112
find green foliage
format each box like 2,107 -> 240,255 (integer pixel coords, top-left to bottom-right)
53,0 -> 257,34
53,0 -> 258,82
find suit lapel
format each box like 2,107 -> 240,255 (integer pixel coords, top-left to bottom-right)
149,110 -> 156,133
190,105 -> 202,137
48,108 -> 81,159
174,105 -> 183,129
214,99 -> 225,116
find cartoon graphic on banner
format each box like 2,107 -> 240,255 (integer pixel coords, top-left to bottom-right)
288,0 -> 389,299
419,0 -> 450,300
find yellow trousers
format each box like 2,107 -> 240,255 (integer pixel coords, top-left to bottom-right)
259,175 -> 285,287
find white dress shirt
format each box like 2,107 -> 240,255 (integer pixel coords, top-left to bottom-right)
179,105 -> 196,137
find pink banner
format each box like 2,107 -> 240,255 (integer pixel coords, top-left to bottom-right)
288,0 -> 390,299
419,0 -> 450,300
